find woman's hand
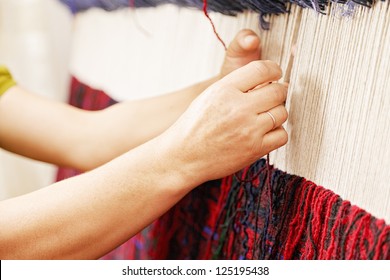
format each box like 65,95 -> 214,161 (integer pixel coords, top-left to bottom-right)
155,60 -> 288,188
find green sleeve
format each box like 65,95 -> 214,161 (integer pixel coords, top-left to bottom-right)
0,66 -> 17,97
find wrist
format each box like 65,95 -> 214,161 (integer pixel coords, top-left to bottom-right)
146,136 -> 203,195
122,136 -> 197,198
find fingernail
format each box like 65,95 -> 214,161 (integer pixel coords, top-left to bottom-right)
244,35 -> 258,47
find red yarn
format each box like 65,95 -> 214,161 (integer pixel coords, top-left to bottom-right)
147,162 -> 390,260
202,0 -> 227,50
129,0 -> 135,8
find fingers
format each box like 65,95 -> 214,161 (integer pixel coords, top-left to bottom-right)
257,105 -> 288,133
261,127 -> 288,154
247,83 -> 288,113
222,60 -> 282,93
227,29 -> 261,58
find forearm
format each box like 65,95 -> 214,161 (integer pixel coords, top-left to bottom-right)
0,77 -> 218,170
73,76 -> 219,170
0,86 -> 91,167
0,136 -> 192,259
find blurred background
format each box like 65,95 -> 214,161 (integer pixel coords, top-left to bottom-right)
0,0 -> 72,199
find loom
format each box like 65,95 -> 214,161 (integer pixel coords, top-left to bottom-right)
58,0 -> 390,259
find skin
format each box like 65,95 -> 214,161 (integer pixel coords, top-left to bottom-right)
0,30 -> 288,259
0,30 -> 262,171
0,78 -> 219,171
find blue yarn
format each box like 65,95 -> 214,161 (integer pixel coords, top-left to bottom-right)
59,0 -> 380,15
59,0 -> 384,30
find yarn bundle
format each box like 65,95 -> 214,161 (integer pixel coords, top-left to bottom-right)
60,0 -> 379,15
145,159 -> 390,259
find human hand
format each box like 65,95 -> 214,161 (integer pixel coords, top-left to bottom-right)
157,60 -> 288,188
220,29 -> 261,78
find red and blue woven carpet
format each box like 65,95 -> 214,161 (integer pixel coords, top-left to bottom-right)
58,77 -> 390,260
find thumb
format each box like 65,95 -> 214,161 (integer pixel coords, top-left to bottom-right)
227,29 -> 261,57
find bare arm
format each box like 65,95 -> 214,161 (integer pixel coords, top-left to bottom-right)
0,77 -> 217,171
0,30 -> 261,171
0,136 -> 188,259
0,61 -> 288,259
